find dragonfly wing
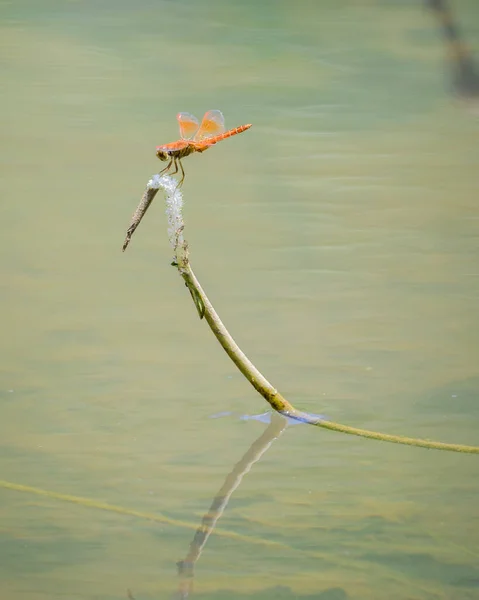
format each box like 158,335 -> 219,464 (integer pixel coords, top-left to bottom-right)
194,109 -> 225,141
177,112 -> 200,140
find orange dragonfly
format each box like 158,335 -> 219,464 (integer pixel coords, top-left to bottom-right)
122,110 -> 251,251
156,109 -> 252,185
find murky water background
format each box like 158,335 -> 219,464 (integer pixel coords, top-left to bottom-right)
1,1 -> 478,599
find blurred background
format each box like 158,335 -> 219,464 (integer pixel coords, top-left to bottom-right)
1,1 -> 478,599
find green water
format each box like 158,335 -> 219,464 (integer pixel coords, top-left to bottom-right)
1,1 -> 479,598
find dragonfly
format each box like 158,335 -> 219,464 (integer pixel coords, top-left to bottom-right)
156,109 -> 252,185
122,110 -> 251,251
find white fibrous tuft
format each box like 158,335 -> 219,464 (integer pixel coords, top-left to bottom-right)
147,173 -> 164,190
153,175 -> 184,248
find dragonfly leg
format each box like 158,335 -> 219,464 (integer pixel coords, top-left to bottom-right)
178,159 -> 186,187
170,158 -> 179,176
159,158 -> 173,176
169,158 -> 185,190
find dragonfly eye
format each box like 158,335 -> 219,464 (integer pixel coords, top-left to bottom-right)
156,148 -> 169,161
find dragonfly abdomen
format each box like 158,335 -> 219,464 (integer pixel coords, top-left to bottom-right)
217,123 -> 252,141
200,124 -> 252,148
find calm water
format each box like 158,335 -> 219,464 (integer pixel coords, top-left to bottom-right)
1,1 -> 479,598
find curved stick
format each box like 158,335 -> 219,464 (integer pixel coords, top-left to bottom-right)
135,175 -> 479,454
178,259 -> 478,453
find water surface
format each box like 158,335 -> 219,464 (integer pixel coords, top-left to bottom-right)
1,1 -> 478,599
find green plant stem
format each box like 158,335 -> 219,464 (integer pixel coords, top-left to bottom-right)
175,243 -> 479,455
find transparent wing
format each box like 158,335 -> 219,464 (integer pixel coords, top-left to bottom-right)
177,112 -> 200,140
194,109 -> 225,141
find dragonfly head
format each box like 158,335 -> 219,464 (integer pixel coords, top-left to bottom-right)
156,147 -> 169,162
